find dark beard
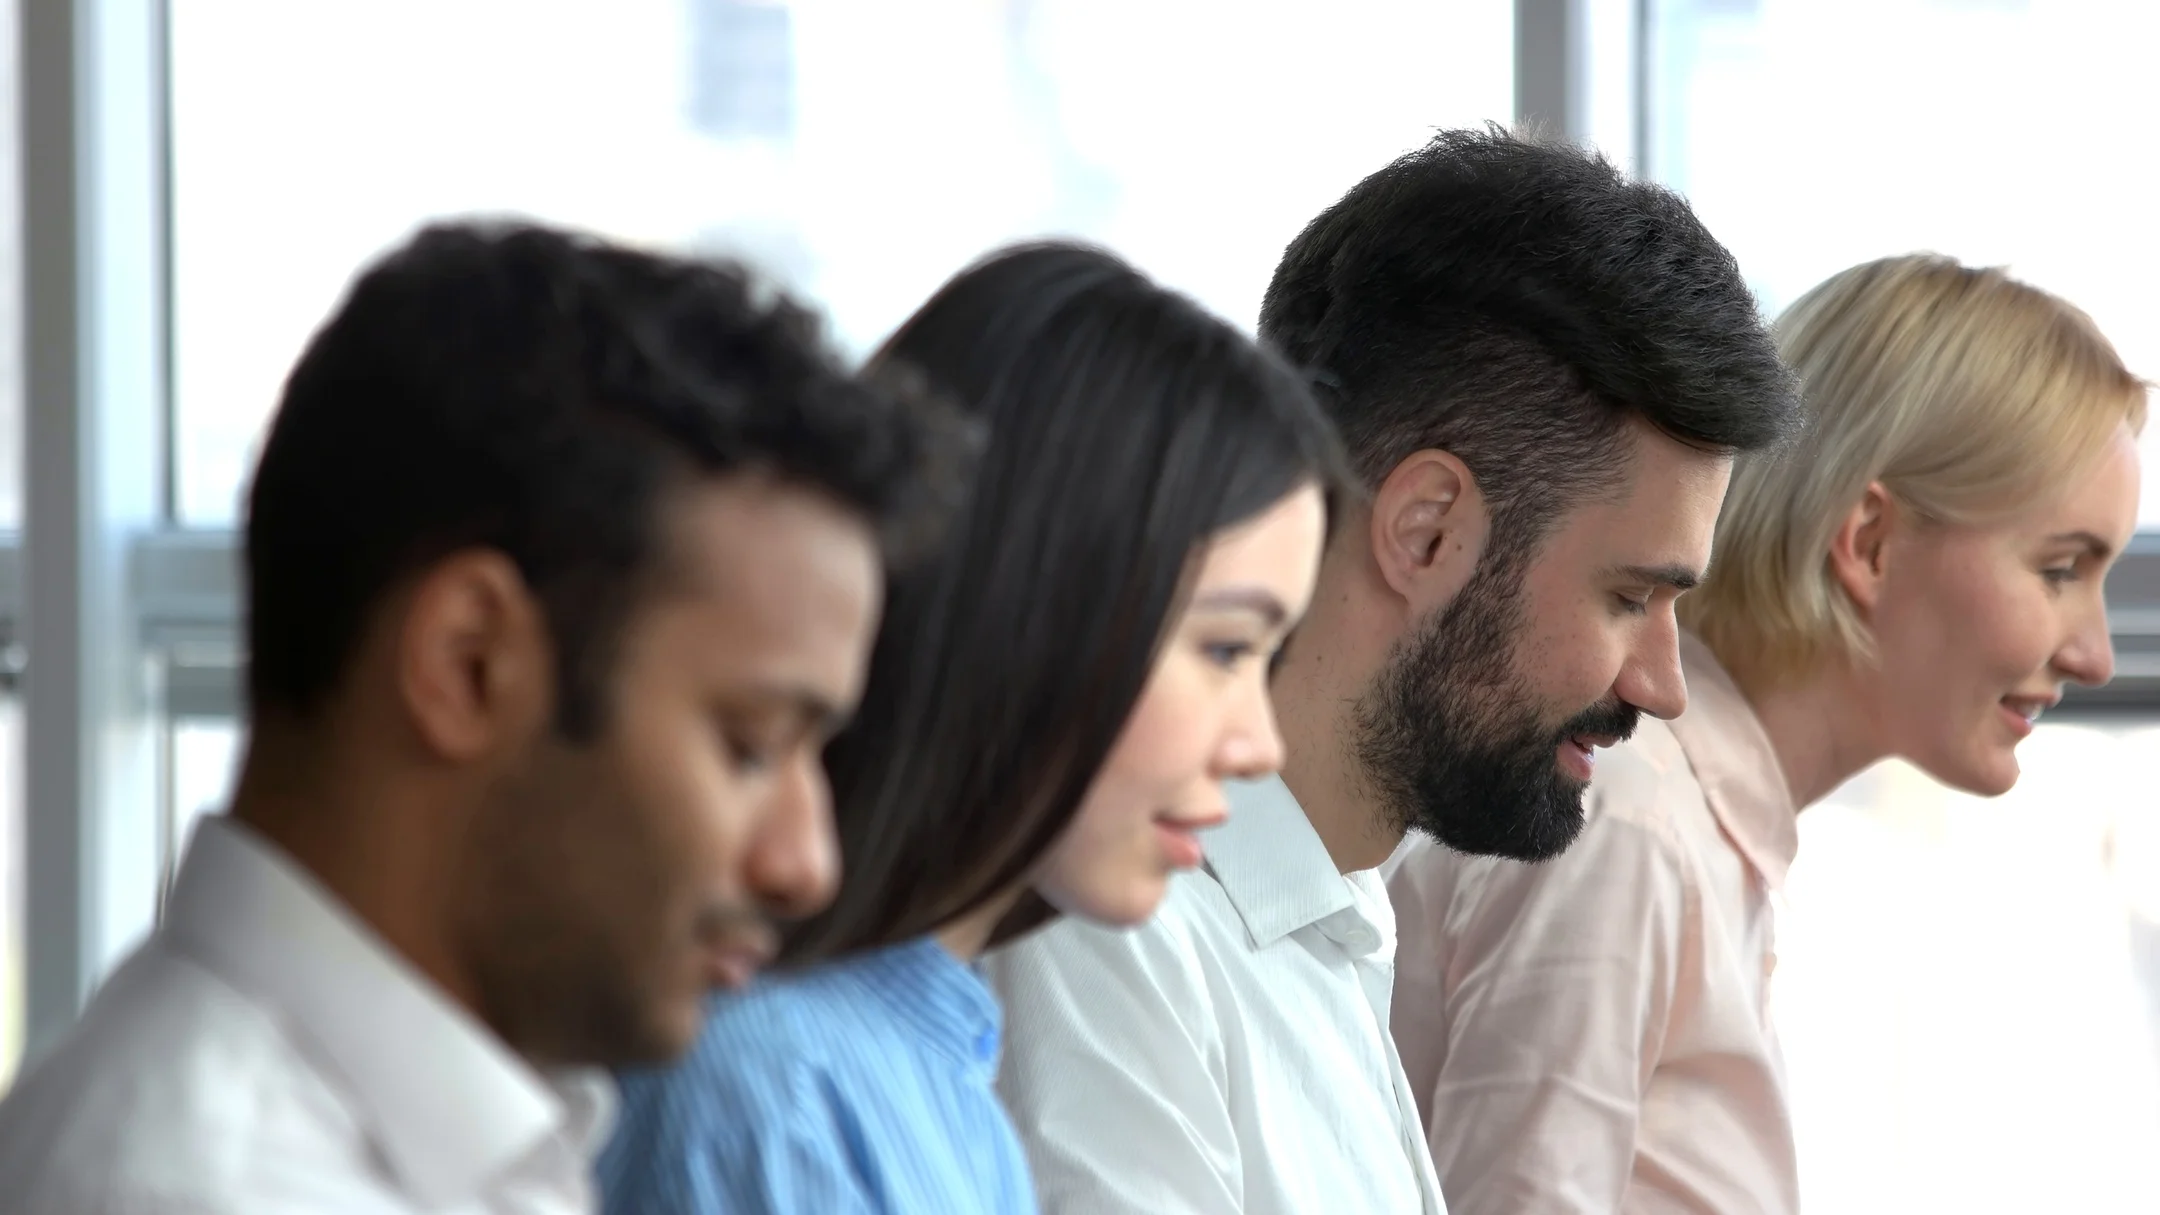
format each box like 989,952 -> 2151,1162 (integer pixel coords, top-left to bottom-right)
1352,556 -> 1640,861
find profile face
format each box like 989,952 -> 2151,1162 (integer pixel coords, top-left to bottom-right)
1032,485 -> 1327,926
1869,423 -> 2141,796
1360,418 -> 1732,860
466,475 -> 883,1065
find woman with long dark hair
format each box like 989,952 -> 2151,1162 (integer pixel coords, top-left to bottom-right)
597,241 -> 1348,1214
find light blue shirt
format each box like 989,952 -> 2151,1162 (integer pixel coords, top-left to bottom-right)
598,936 -> 1038,1215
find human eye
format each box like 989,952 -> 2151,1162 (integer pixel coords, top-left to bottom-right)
1201,639 -> 1258,670
715,715 -> 798,775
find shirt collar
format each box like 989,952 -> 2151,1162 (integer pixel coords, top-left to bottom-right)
846,937 -> 1004,1080
1203,776 -> 1363,949
161,816 -> 611,1207
1666,632 -> 1802,890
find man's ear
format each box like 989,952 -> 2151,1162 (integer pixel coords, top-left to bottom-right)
1827,480 -> 1898,619
394,550 -> 553,761
1368,449 -> 1490,615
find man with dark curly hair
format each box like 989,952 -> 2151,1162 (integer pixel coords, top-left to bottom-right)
0,221 -> 974,1215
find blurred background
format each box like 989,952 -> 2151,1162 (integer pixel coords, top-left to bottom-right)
0,1 -> 2154,1209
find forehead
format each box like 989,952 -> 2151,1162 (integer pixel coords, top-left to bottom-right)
2027,422 -> 2143,546
1542,417 -> 1734,571
636,475 -> 883,694
1188,486 -> 1328,615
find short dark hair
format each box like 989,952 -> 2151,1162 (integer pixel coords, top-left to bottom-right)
786,242 -> 1351,961
245,220 -> 974,737
1259,125 -> 1799,562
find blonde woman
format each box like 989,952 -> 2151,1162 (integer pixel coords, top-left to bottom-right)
1385,254 -> 2148,1214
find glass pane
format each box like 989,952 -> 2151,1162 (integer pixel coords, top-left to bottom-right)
0,0 -> 19,531
168,0 -> 1514,524
1648,0 -> 2160,529
0,699 -> 22,1093
0,0 -> 19,1093
1776,721 -> 2160,1213
170,719 -> 241,887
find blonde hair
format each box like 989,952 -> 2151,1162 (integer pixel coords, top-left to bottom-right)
1682,254 -> 2149,685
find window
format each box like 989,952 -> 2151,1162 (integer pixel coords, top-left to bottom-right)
170,719 -> 240,897
1646,0 -> 2160,527
168,0 -> 1513,524
0,0 -> 23,1087
1782,725 -> 2160,1212
0,704 -> 22,1092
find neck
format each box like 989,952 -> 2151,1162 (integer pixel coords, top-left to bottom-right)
1729,654 -> 1890,810
933,887 -> 1025,961
1271,628 -> 1397,874
227,731 -> 486,1021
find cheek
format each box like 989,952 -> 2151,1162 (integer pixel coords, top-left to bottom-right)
607,707 -> 759,911
1030,663 -> 1219,917
1885,562 -> 2058,694
1031,779 -> 1169,926
1099,656 -> 1224,796
1515,598 -> 1631,712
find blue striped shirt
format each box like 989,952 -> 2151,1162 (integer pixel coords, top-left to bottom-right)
597,936 -> 1039,1215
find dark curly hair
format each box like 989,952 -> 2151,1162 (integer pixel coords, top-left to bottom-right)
1260,125 -> 1799,568
244,220 -> 975,737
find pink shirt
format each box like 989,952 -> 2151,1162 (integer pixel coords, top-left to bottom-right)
1386,633 -> 1801,1215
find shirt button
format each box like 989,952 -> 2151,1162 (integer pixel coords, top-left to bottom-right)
975,1028 -> 998,1062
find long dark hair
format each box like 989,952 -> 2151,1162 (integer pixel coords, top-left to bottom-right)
784,242 -> 1348,962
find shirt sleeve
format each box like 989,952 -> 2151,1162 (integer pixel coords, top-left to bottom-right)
984,899 -> 1242,1215
597,1058 -> 878,1215
1390,808 -> 1694,1215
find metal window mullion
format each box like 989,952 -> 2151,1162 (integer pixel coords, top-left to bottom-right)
1515,0 -> 1644,172
20,0 -> 168,1058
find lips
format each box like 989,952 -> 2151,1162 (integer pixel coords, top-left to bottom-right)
700,925 -> 779,991
1153,806 -> 1228,871
2000,693 -> 2058,725
1156,806 -> 1229,833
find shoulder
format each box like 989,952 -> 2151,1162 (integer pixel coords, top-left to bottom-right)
0,942 -> 371,1212
1581,716 -> 1709,843
988,871 -> 1228,995
603,970 -> 891,1208
984,881 -> 1245,1067
1391,725 -> 1707,938
618,965 -> 889,1125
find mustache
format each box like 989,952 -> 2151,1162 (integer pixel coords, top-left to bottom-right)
1555,697 -> 1640,746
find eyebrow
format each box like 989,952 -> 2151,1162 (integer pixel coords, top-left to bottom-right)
2047,530 -> 2117,560
1605,563 -> 1703,592
730,683 -> 852,738
1189,585 -> 1290,628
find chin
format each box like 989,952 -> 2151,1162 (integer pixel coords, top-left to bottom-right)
620,989 -> 707,1065
1063,878 -> 1170,929
1426,797 -> 1587,863
1964,760 -> 2021,799
1924,748 -> 2022,799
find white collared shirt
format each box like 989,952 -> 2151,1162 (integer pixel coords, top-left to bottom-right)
0,816 -> 613,1214
984,776 -> 1448,1214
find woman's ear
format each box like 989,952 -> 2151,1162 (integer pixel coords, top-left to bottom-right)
1828,481 -> 1898,617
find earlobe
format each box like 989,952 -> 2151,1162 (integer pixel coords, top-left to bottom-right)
1828,481 -> 1896,615
397,551 -> 550,760
1368,450 -> 1488,607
